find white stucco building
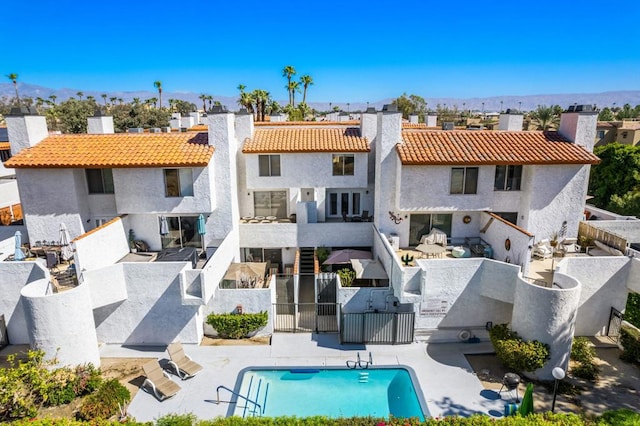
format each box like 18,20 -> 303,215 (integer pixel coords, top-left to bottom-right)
1,104 -> 638,380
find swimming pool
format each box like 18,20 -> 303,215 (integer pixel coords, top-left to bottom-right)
232,367 -> 427,420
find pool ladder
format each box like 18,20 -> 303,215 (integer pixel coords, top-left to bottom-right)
346,352 -> 373,369
216,381 -> 267,418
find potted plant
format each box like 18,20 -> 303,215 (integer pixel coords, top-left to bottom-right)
550,232 -> 559,248
128,229 -> 137,253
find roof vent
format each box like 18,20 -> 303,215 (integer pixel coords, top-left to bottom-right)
382,104 -> 398,112
180,127 -> 188,133
9,106 -> 38,116
236,108 -> 250,115
365,107 -> 377,113
442,122 -> 454,131
162,127 -> 172,133
567,104 -> 595,113
128,128 -> 144,133
93,109 -> 104,117
210,105 -> 228,114
149,127 -> 161,133
505,108 -> 520,114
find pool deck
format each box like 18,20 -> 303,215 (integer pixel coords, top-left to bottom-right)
107,334 -> 510,422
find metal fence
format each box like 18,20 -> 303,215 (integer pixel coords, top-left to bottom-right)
341,311 -> 415,344
273,303 -> 339,333
0,315 -> 7,349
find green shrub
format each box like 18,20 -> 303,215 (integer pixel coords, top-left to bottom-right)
598,408 -> 640,425
624,292 -> 640,329
77,379 -> 130,420
489,324 -> 550,373
619,325 -> 640,363
337,268 -> 356,287
156,413 -> 198,426
206,311 -> 268,339
570,337 -> 600,381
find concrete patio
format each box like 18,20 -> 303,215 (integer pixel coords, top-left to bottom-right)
109,334 -> 514,422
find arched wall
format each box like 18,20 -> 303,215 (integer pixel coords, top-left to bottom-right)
21,280 -> 100,367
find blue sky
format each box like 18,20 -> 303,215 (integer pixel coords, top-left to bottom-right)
3,0 -> 639,102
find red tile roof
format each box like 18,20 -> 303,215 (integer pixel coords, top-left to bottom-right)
4,132 -> 214,168
0,142 -> 10,151
398,130 -> 600,165
243,128 -> 369,153
254,120 -> 360,126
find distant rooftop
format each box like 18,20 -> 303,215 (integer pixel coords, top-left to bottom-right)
243,128 -> 369,153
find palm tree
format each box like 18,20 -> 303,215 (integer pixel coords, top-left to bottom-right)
76,91 -> 84,100
282,65 -> 296,106
86,95 -> 95,102
531,105 -> 559,130
117,98 -> 123,105
101,94 -> 108,105
300,75 -> 313,104
168,98 -> 176,112
153,81 -> 162,108
206,95 -> 214,111
48,94 -> 57,105
237,84 -> 246,94
199,94 -> 207,112
132,97 -> 140,105
6,73 -> 20,105
239,91 -> 254,114
288,81 -> 300,107
35,97 -> 45,108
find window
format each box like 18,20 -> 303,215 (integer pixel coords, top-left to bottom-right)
332,154 -> 355,176
86,169 -> 114,194
160,215 -> 202,249
450,167 -> 478,194
258,155 -> 281,176
409,214 -> 452,246
164,169 -> 193,197
622,131 -> 628,139
494,165 -> 522,191
327,190 -> 363,218
597,130 -> 605,139
254,191 -> 287,217
0,148 -> 11,162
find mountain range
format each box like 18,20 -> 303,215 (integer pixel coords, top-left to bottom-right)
1,83 -> 639,113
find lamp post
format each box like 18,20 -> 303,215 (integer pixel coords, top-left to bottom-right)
551,367 -> 565,412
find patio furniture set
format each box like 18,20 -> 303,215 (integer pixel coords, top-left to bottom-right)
142,343 -> 203,401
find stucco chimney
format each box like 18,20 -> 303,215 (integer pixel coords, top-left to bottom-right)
206,106 -> 239,239
374,104 -> 402,233
6,107 -> 48,156
360,107 -> 377,141
559,105 -> 598,152
87,110 -> 114,134
426,113 -> 437,127
498,110 -> 523,131
409,114 -> 419,124
235,108 -> 254,143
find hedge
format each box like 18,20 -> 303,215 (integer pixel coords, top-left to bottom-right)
489,324 -> 550,373
619,325 -> 640,364
206,311 -> 268,339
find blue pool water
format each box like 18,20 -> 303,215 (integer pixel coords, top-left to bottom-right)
233,367 -> 427,420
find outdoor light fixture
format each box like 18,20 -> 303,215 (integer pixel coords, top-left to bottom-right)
551,366 -> 566,412
463,215 -> 472,224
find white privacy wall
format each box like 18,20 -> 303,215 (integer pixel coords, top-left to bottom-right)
21,279 -> 101,367
0,260 -> 49,344
92,262 -> 202,344
245,152 -> 369,189
206,286 -> 275,337
556,256 -> 632,336
74,217 -> 130,272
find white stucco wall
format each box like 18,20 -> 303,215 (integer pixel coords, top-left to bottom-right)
298,223 -> 373,247
245,152 -> 369,189
200,229 -> 240,304
85,264 -> 128,309
0,260 -> 49,344
6,115 -> 49,156
92,262 -> 202,344
206,286 -> 274,337
557,256 -> 632,336
511,274 -> 581,380
21,278 -> 100,367
416,259 -> 513,331
559,112 -> 598,152
16,168 -> 88,242
498,114 -> 523,131
87,116 -> 114,134
373,112 -> 402,236
239,223 -> 298,248
0,179 -> 20,207
74,217 -> 130,272
522,164 -> 589,242
113,167 -> 213,214
479,213 -> 534,275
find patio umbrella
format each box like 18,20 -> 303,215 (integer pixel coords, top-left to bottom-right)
14,230 -> 25,261
159,216 -> 169,236
197,214 -> 206,251
59,223 -> 73,261
518,383 -> 534,416
223,262 -> 267,280
323,249 -> 372,265
350,259 -> 388,279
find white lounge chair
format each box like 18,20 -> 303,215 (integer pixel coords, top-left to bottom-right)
167,343 -> 203,380
142,360 -> 181,401
532,239 -> 553,259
